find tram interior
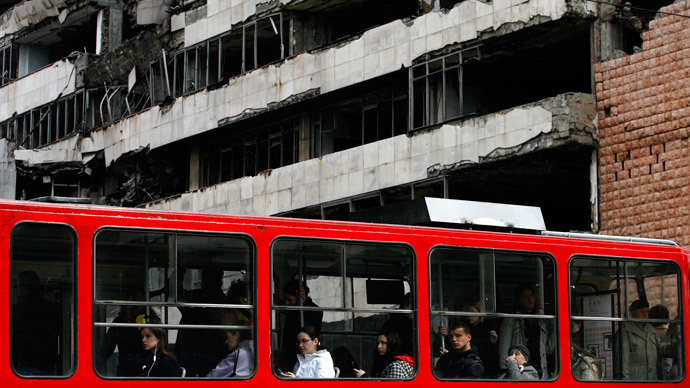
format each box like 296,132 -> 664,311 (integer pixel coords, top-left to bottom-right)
569,257 -> 682,380
10,223 -> 76,376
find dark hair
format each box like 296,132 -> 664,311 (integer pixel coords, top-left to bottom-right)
649,304 -> 669,320
514,284 -> 535,301
371,330 -> 404,376
297,325 -> 326,351
331,347 -> 357,378
227,279 -> 250,304
449,322 -> 471,336
283,279 -> 310,297
227,321 -> 252,343
142,327 -> 174,358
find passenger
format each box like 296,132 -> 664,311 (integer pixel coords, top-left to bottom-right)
501,344 -> 538,381
357,330 -> 414,379
434,322 -> 485,378
96,299 -> 161,376
498,284 -> 555,378
663,308 -> 681,380
649,304 -> 670,379
176,268 -> 228,377
331,346 -> 359,378
137,327 -> 182,377
620,300 -> 677,380
207,324 -> 254,377
436,300 -> 498,377
382,292 -> 416,357
278,279 -> 323,371
12,270 -> 60,376
571,343 -> 602,380
279,326 -> 335,378
224,279 -> 252,325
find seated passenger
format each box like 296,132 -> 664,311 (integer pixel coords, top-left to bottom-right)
571,343 -> 602,380
501,344 -> 538,381
97,302 -> 160,376
437,300 -> 499,377
224,279 -> 252,325
279,326 -> 335,378
357,330 -> 414,379
434,322 -> 485,378
207,324 -> 254,377
138,327 -> 182,377
331,346 -> 359,378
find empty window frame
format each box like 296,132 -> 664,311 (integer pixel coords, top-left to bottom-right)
93,229 -> 256,379
411,48 -> 479,129
12,91 -> 86,148
569,256 -> 683,381
201,119 -> 299,187
10,222 -> 77,377
150,52 -> 171,105
1,43 -> 17,86
313,86 -> 409,158
271,238 -> 416,379
429,247 -> 558,380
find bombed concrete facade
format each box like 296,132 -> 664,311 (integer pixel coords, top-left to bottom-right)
0,0 -> 676,233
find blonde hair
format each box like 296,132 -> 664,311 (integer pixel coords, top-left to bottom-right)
463,300 -> 483,323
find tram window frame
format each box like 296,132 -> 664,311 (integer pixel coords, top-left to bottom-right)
270,237 -> 417,380
428,246 -> 559,381
10,221 -> 78,378
568,255 -> 684,382
92,227 -> 257,380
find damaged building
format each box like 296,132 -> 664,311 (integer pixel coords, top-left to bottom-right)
0,0 -> 678,234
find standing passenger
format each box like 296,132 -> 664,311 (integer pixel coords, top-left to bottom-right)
498,284 -> 554,378
620,300 -> 677,380
278,279 -> 323,371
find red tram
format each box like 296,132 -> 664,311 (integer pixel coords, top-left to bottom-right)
0,199 -> 686,386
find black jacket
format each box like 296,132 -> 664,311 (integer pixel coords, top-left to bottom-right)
435,346 -> 485,378
137,351 -> 182,377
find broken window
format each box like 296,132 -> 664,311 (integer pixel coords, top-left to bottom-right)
411,49 -> 476,130
151,13 -> 288,102
8,90 -> 86,149
201,119 -> 300,187
1,43 -> 17,86
313,86 -> 408,158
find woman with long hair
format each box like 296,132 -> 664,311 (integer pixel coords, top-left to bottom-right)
138,327 -> 182,377
279,326 -> 334,378
359,330 -> 414,379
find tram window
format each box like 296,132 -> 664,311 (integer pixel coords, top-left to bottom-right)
429,248 -> 557,380
93,229 -> 255,379
10,222 -> 77,377
569,257 -> 683,382
271,239 -> 416,379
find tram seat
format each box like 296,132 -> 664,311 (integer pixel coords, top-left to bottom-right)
333,367 -> 340,378
180,367 -> 186,377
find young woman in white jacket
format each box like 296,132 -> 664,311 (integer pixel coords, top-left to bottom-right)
279,326 -> 335,378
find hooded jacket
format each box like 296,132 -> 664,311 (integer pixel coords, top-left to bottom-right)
207,340 -> 254,377
292,349 -> 335,378
434,346 -> 485,378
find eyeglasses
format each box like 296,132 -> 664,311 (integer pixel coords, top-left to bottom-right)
296,338 -> 313,345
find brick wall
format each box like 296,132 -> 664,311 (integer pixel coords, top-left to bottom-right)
597,1 -> 690,247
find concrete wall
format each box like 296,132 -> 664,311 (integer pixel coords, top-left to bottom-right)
0,59 -> 77,122
73,0 -> 577,169
0,138 -> 15,199
597,1 -> 690,246
143,93 -> 595,215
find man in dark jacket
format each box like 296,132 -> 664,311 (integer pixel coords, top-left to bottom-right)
435,322 -> 485,378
